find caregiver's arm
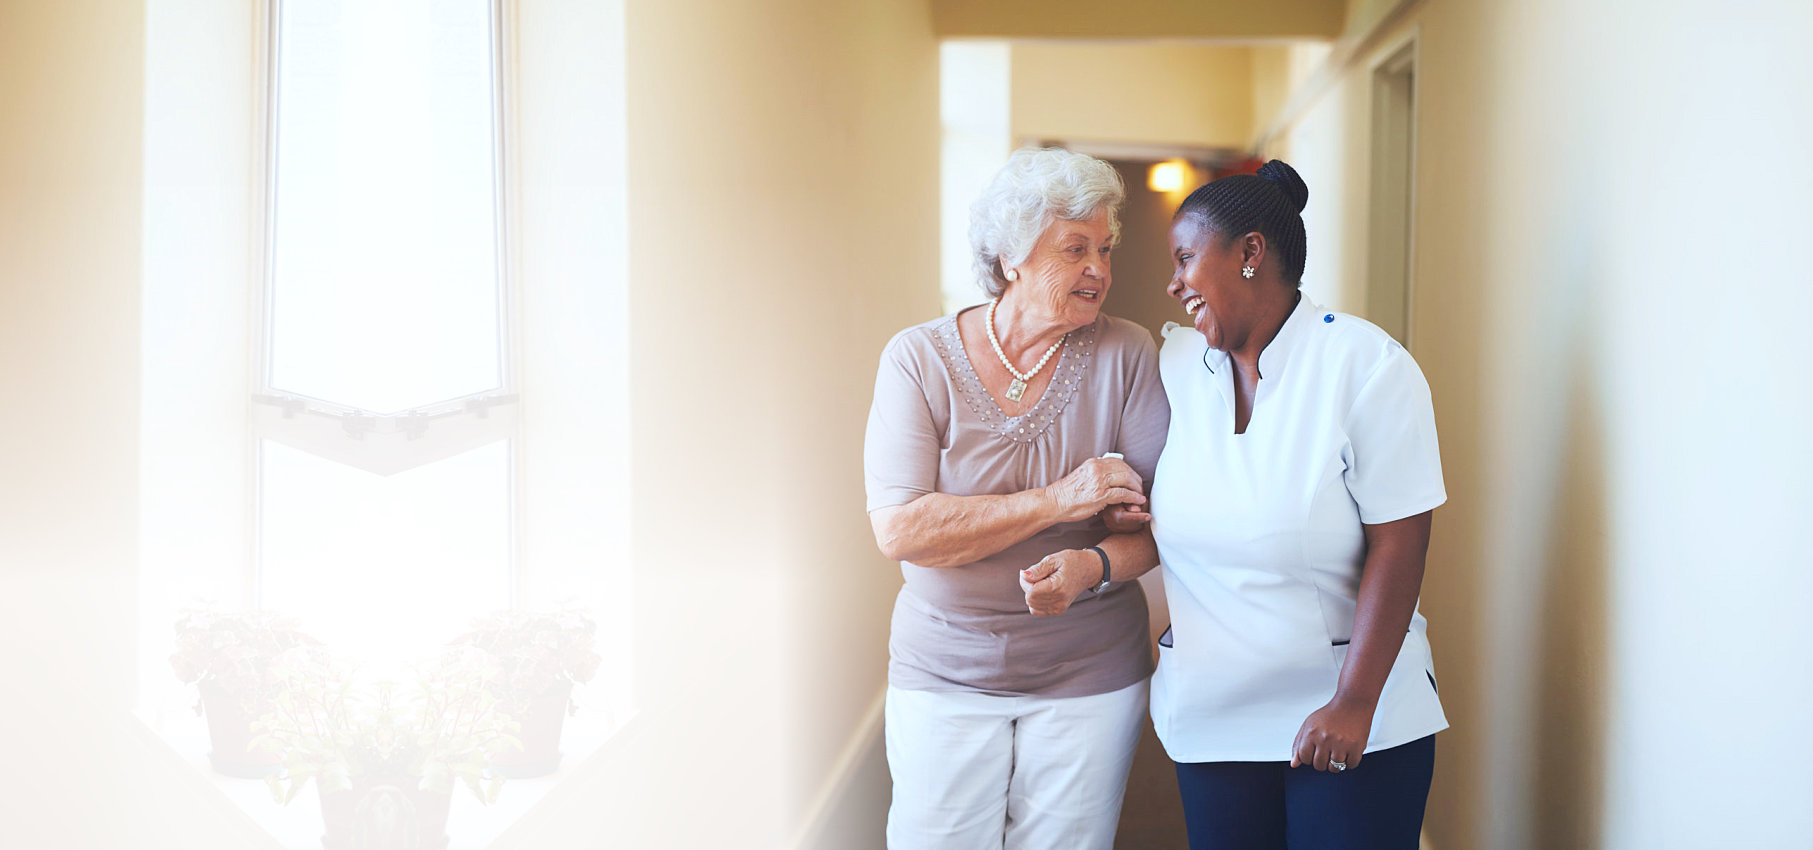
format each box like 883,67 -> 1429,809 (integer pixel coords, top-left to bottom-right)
1291,510 -> 1433,771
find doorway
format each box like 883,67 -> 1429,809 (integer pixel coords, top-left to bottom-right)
1367,42 -> 1418,347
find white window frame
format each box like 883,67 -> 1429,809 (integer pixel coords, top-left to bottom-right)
250,0 -> 521,483
136,5 -> 636,820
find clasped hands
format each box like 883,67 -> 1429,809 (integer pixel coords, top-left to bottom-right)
1019,456 -> 1149,616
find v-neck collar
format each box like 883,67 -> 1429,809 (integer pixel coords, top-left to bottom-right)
932,310 -> 1100,445
1199,292 -> 1320,383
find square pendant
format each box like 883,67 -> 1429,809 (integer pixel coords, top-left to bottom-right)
1006,378 -> 1027,402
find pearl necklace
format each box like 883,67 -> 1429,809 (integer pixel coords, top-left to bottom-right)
986,298 -> 1067,403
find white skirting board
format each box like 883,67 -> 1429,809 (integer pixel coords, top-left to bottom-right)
790,688 -> 890,850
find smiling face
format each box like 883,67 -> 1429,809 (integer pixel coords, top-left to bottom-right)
1166,214 -> 1256,352
1000,210 -> 1115,332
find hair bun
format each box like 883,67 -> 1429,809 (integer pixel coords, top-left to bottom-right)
1256,159 -> 1309,213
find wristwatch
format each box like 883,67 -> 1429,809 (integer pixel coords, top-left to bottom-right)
1085,546 -> 1111,594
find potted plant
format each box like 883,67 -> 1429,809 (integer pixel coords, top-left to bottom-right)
254,645 -> 518,850
450,607 -> 602,778
168,605 -> 317,777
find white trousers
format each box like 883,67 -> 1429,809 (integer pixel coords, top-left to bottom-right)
885,678 -> 1149,850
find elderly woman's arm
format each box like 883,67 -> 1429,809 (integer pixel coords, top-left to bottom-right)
870,456 -> 1147,569
1289,510 -> 1433,772
1018,526 -> 1159,616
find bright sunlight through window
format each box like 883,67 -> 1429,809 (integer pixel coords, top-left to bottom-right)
268,0 -> 504,413
260,0 -> 512,664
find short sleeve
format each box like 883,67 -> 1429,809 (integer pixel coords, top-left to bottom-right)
1114,328 -> 1170,488
864,333 -> 943,512
1342,344 -> 1446,524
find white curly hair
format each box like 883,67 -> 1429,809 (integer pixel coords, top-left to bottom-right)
967,147 -> 1125,299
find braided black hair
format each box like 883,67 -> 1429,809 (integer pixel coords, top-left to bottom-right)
1176,160 -> 1310,286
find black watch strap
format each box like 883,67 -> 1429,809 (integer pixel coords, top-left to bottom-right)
1085,546 -> 1111,594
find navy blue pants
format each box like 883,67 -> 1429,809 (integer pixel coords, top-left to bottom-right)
1173,735 -> 1436,850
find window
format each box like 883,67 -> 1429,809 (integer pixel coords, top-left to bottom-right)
264,0 -> 507,415
253,0 -> 520,661
139,4 -> 632,839
256,439 -> 514,661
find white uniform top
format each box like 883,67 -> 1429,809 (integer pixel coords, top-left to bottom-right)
1149,293 -> 1449,763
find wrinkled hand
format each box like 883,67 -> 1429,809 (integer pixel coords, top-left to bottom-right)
1290,696 -> 1375,772
1045,457 -> 1145,524
1018,549 -> 1103,616
1099,502 -> 1151,533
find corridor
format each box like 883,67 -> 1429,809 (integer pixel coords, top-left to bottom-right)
2,1 -> 1809,848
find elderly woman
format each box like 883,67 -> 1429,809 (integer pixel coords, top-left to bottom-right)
1148,160 -> 1447,849
863,147 -> 1170,850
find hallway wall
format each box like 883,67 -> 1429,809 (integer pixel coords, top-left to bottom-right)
933,0 -> 1344,40
506,0 -> 940,846
0,1 -> 275,846
1262,1 -> 1813,847
1010,44 -> 1255,149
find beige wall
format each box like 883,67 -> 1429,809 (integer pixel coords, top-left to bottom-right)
492,1 -> 939,847
0,0 -> 143,836
1265,0 -> 1813,847
0,1 -> 276,847
530,0 -> 938,846
1011,43 -> 1255,149
1249,42 -> 1334,147
933,0 -> 1344,39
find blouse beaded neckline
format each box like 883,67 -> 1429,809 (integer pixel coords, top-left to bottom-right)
930,313 -> 1099,445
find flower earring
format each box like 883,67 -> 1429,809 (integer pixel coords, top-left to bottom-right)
1241,266 -> 1256,279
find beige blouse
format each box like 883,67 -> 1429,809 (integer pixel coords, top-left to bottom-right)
864,309 -> 1171,697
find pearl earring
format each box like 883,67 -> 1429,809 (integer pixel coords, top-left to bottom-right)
1241,266 -> 1256,279
1005,269 -> 1019,281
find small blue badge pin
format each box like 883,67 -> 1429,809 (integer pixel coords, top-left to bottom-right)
1323,314 -> 1334,323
